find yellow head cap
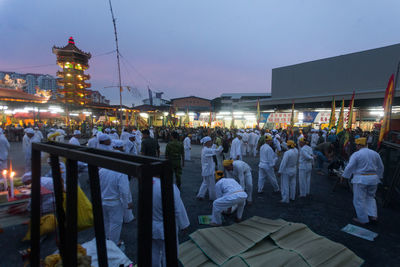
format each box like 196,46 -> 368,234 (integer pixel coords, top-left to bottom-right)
287,140 -> 296,148
265,135 -> 272,141
299,137 -> 305,143
215,170 -> 224,180
355,137 -> 367,146
223,160 -> 234,167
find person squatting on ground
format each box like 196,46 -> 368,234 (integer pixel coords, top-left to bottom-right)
278,140 -> 298,203
152,176 -> 189,267
197,136 -> 218,200
223,159 -> 253,204
210,171 -> 248,226
298,137 -> 314,197
258,134 -> 280,194
342,137 -> 384,225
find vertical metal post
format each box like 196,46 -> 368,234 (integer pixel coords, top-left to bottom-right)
88,165 -> 108,267
65,159 -> 78,267
49,155 -> 66,260
160,164 -> 178,266
137,165 -> 153,267
30,148 -> 41,267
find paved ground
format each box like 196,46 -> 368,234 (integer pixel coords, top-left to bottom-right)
1,141 -> 400,266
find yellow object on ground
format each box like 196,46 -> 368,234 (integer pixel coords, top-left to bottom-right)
22,214 -> 57,241
63,186 -> 94,231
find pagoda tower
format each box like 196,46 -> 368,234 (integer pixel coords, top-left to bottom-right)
52,37 -> 92,106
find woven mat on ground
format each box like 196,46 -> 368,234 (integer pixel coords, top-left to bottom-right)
179,216 -> 364,267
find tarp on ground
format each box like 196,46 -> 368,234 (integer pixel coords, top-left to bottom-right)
179,216 -> 363,267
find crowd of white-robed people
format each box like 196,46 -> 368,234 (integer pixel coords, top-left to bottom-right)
0,125 -> 384,266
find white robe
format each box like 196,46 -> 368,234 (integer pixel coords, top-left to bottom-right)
248,132 -> 258,157
152,177 -> 189,267
183,137 -> 191,161
34,130 -> 43,141
278,148 -> 298,203
125,140 -> 137,155
99,168 -> 132,244
23,135 -> 40,172
229,160 -> 253,202
87,137 -> 98,148
230,137 -> 242,160
299,145 -> 314,197
342,147 -> 384,223
211,178 -> 247,225
241,133 -> 249,156
69,137 -> 80,146
311,133 -> 319,149
120,131 -> 130,144
110,133 -> 119,140
258,143 -> 279,192
197,146 -> 217,200
0,134 -> 10,170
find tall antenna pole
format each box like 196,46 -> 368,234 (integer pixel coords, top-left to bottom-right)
108,0 -> 123,125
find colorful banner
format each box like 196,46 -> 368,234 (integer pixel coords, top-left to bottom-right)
328,97 -> 336,130
259,113 -> 271,123
267,113 -> 292,123
336,99 -> 345,134
378,74 -> 395,147
303,112 -> 319,123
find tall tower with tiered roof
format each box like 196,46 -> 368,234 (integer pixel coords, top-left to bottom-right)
52,37 -> 91,106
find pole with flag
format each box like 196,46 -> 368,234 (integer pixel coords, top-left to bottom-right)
290,101 -> 295,136
328,97 -> 336,130
336,98 -> 345,134
343,91 -> 355,155
208,108 -> 213,127
256,99 -> 261,129
378,72 -> 397,148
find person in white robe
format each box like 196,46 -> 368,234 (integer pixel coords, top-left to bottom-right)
342,137 -> 384,224
258,135 -> 280,193
55,129 -> 65,142
120,128 -> 130,144
183,134 -> 191,161
69,130 -> 81,146
132,127 -> 142,153
197,136 -> 217,200
110,128 -> 119,140
149,126 -> 155,139
47,128 -> 56,140
210,171 -> 247,226
298,138 -> 314,197
34,127 -> 43,141
97,133 -> 112,150
248,130 -> 258,157
278,140 -> 298,203
223,159 -> 253,204
152,176 -> 189,267
310,129 -> 319,150
99,168 -> 132,245
92,126 -> 98,137
87,131 -> 98,148
0,129 -> 10,188
241,130 -> 249,157
23,128 -> 40,172
230,134 -> 242,160
125,134 -> 138,155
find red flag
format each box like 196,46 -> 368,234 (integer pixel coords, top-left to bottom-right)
378,74 -> 395,148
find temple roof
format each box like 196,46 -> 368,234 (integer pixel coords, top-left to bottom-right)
0,87 -> 49,103
52,37 -> 91,59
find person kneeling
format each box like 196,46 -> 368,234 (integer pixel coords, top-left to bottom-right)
210,171 -> 247,226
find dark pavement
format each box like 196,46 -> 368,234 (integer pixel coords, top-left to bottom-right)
0,142 -> 399,266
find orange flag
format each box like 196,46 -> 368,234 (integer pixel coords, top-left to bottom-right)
378,74 -> 395,147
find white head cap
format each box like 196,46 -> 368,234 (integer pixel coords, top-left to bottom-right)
74,130 -> 81,135
200,136 -> 212,144
98,133 -> 111,142
25,128 -> 34,134
112,139 -> 124,148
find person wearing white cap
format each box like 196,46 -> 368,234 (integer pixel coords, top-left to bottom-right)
197,136 -> 217,200
47,128 -> 56,140
87,131 -> 98,148
0,128 -> 10,187
55,128 -> 66,142
99,167 -> 132,245
273,134 -> 282,154
69,130 -> 81,146
298,138 -> 314,198
125,134 -> 138,155
22,128 -> 40,172
258,135 -> 280,194
149,126 -> 155,139
132,127 -> 142,153
230,133 -> 242,160
112,140 -> 124,152
97,133 -> 112,150
183,134 -> 192,161
120,128 -> 130,144
34,127 -> 43,141
241,130 -> 249,157
92,126 -> 98,137
310,129 -> 319,150
110,128 -> 119,140
248,130 -> 258,157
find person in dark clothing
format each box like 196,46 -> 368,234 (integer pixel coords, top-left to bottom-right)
141,129 -> 160,157
165,132 -> 185,189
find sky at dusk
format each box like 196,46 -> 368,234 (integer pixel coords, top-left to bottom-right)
2,0 -> 400,106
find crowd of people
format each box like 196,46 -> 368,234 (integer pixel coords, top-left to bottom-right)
0,123 -> 388,266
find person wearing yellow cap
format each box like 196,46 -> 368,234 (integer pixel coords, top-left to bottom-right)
258,134 -> 280,194
230,133 -> 242,160
278,140 -> 298,203
299,138 -> 314,198
223,159 -> 253,204
342,137 -> 384,225
210,171 -> 248,226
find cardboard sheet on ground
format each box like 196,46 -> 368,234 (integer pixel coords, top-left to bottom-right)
341,224 -> 378,241
179,216 -> 364,267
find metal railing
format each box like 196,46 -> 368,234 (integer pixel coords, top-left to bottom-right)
30,141 -> 177,267
380,140 -> 400,207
